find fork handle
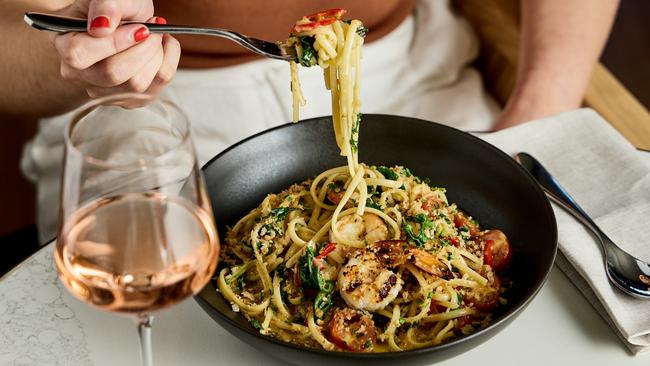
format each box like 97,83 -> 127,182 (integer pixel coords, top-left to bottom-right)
516,152 -> 604,236
24,12 -> 234,37
24,11 -> 293,61
26,12 -> 163,33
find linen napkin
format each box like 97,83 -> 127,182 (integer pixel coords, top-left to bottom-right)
478,108 -> 650,355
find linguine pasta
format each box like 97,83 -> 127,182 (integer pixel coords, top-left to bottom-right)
286,9 -> 365,172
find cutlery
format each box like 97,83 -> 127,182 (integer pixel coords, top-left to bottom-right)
516,152 -> 650,299
24,12 -> 295,61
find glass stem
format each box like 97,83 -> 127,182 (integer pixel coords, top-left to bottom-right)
137,314 -> 154,366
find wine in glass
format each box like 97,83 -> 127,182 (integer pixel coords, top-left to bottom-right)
54,93 -> 219,366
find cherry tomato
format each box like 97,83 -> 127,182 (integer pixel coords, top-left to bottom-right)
292,8 -> 347,33
305,8 -> 347,21
326,189 -> 344,205
429,302 -> 447,315
294,268 -> 302,287
453,212 -> 480,237
292,18 -> 337,33
316,242 -> 337,260
455,315 -> 476,330
481,230 -> 512,272
421,196 -> 439,215
327,308 -> 377,352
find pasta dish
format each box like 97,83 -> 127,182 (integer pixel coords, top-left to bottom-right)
217,9 -> 513,352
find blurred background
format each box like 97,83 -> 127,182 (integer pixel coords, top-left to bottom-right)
1,0 -> 648,274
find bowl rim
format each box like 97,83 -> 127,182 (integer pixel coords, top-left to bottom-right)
197,113 -> 558,358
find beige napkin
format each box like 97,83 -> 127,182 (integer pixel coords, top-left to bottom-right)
477,108 -> 650,355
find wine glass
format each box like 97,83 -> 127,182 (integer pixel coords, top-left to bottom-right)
54,93 -> 220,366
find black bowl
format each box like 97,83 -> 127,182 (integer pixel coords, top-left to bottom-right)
196,114 -> 557,365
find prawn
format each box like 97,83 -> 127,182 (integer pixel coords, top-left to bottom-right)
337,246 -> 403,311
335,213 -> 389,244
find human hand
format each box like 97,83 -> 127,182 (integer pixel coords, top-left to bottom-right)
51,0 -> 180,98
492,77 -> 583,131
491,102 -> 538,131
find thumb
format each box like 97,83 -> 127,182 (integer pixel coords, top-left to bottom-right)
86,0 -> 154,37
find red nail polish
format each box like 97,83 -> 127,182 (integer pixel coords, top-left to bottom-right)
90,16 -> 110,29
153,16 -> 167,25
134,27 -> 149,42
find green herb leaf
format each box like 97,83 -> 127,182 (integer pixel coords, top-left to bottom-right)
365,197 -> 381,210
298,245 -> 321,290
234,275 -> 245,291
402,214 -> 434,247
271,207 -> 295,221
402,223 -> 419,246
274,263 -> 286,276
377,166 -> 399,180
262,223 -> 277,236
250,319 -> 262,330
314,287 -> 334,314
367,185 -> 376,195
298,36 -> 317,66
298,245 -> 335,290
298,244 -> 337,318
349,113 -> 361,153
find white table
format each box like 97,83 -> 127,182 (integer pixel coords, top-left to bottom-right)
0,243 -> 647,366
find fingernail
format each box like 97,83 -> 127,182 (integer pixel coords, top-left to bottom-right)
134,27 -> 150,42
90,16 -> 110,29
153,16 -> 167,25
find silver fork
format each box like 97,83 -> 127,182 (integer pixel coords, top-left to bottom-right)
24,12 -> 296,61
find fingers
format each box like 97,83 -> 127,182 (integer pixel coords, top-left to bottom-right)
87,0 -> 154,36
144,34 -> 181,96
54,0 -> 180,98
51,2 -> 178,99
54,24 -> 150,70
75,34 -> 180,98
85,44 -> 163,97
64,33 -> 161,87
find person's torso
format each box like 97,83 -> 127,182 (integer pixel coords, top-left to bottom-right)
153,0 -> 417,68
